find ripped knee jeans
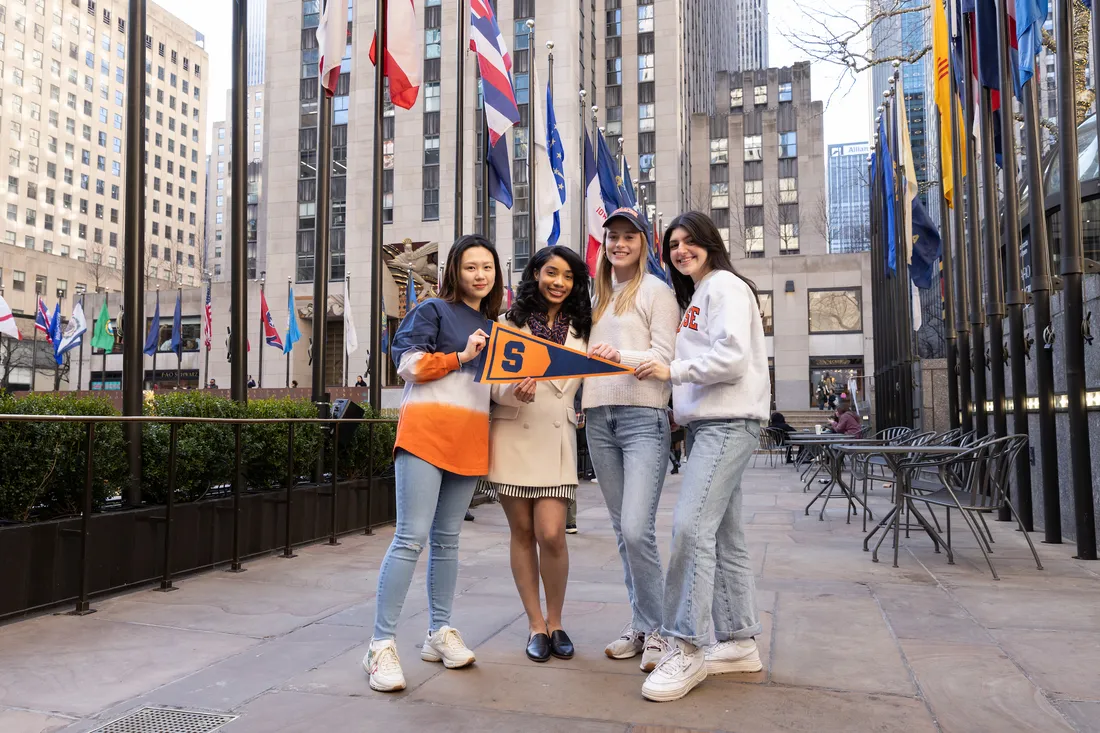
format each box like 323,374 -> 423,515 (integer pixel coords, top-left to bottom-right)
372,450 -> 479,640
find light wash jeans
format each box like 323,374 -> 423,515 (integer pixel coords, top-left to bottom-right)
372,450 -> 479,640
662,419 -> 762,646
585,405 -> 670,633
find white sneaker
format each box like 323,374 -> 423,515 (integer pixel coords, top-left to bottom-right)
640,631 -> 669,672
420,625 -> 476,669
362,638 -> 406,692
704,638 -> 762,674
605,624 -> 645,659
641,639 -> 707,702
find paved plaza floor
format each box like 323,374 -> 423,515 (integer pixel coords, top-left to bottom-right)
1,461 -> 1099,733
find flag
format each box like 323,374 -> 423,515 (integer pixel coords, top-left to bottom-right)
343,277 -> 358,356
596,132 -> 625,211
487,133 -> 514,208
639,205 -> 670,284
583,128 -> 608,272
35,299 -> 53,342
379,293 -> 389,355
932,0 -> 967,208
260,289 -> 284,350
169,290 -> 183,357
969,1 -> 1004,164
476,322 -> 635,383
877,115 -> 898,275
545,78 -> 567,246
505,286 -> 514,309
284,285 -> 301,355
619,159 -> 638,209
316,0 -> 349,97
368,0 -> 422,109
1017,0 -> 1048,89
91,299 -> 113,351
899,72 -> 943,290
406,276 -> 418,311
48,302 -> 62,355
470,0 -> 520,146
532,63 -> 564,246
144,294 -> 160,356
202,280 -> 213,351
0,293 -> 22,340
55,301 -> 87,364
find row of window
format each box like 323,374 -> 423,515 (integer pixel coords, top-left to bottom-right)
710,133 -> 797,164
0,267 -> 86,300
750,289 -> 863,337
730,82 -> 792,109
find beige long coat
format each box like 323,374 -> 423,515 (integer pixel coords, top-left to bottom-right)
487,317 -> 586,488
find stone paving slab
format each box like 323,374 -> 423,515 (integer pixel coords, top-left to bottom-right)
0,466 -> 1095,733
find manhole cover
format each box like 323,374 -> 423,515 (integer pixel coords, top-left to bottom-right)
91,707 -> 237,733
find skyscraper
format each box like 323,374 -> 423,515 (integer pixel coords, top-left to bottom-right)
827,142 -> 872,253
732,0 -> 768,71
247,0 -> 267,86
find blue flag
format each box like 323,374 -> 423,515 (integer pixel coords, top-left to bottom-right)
620,159 -> 638,209
546,81 -> 566,246
407,276 -> 418,311
595,133 -> 625,211
487,135 -> 513,209
379,294 -> 389,355
910,198 -> 943,289
170,290 -> 183,357
284,285 -> 301,354
48,302 -> 63,364
143,294 -> 161,356
878,115 -> 898,276
1016,0 -> 1046,90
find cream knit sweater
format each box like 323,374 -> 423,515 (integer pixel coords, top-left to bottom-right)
582,274 -> 680,411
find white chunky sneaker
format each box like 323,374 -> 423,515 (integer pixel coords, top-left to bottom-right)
704,638 -> 763,674
641,639 -> 706,703
363,638 -> 406,692
605,624 -> 645,659
640,631 -> 669,672
420,626 -> 476,669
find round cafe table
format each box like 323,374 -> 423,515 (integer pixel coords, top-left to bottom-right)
786,433 -> 884,523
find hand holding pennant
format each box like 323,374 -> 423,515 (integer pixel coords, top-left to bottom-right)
475,322 -> 634,384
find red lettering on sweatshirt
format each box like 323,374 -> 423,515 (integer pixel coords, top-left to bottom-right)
678,306 -> 700,333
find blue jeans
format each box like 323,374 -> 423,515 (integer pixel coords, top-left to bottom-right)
585,405 -> 670,633
372,450 -> 478,640
663,419 -> 762,646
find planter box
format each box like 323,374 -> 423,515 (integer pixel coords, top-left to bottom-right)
0,476 -> 396,621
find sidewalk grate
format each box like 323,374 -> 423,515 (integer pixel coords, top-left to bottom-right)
91,707 -> 237,733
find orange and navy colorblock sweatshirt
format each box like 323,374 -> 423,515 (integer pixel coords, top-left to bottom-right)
390,298 -> 493,476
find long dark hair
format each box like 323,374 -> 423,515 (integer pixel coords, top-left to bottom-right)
662,211 -> 758,309
438,234 -> 504,319
507,245 -> 592,341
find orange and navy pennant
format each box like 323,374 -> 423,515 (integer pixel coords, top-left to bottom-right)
476,322 -> 634,383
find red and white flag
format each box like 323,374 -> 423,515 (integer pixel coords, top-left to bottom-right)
368,0 -> 421,109
316,0 -> 349,96
0,292 -> 22,340
583,128 -> 607,273
203,279 -> 213,351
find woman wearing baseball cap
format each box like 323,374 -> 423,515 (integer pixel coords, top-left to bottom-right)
582,207 -> 680,673
635,211 -> 768,702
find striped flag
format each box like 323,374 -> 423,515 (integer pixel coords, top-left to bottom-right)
368,0 -> 422,109
36,298 -> 53,342
260,289 -> 284,350
203,280 -> 213,351
316,0 -> 348,96
533,63 -> 564,246
583,128 -> 608,273
470,0 -> 520,145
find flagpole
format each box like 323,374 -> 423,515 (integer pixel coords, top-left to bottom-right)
1054,0 -> 1096,559
344,274 -> 350,387
526,19 -> 536,257
579,88 -> 587,252
176,287 -> 183,389
479,55 -> 492,239
889,73 -> 913,427
152,288 -> 159,388
257,276 -> 265,388
935,109 -> 959,431
230,0 -> 248,405
313,0 -> 335,412
102,291 -> 109,390
1022,63 -> 1061,544
870,112 -> 885,423
995,0 -> 1032,527
286,277 -> 293,389
77,293 -> 86,392
203,279 -> 211,388
948,40 -> 974,434
454,0 -> 467,243
962,13 -> 987,437
368,0 -> 388,413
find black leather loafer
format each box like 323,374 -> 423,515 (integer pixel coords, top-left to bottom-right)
549,629 -> 574,659
526,633 -> 551,663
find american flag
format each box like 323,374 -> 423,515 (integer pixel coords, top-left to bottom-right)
203,280 -> 213,351
36,298 -> 53,343
469,0 -> 520,146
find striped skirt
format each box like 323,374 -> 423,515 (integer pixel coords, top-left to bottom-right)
478,480 -> 576,502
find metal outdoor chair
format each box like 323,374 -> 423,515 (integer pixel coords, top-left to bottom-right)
900,434 -> 1041,580
852,430 -> 934,531
753,427 -> 786,469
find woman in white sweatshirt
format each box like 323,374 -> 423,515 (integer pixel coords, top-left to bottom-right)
635,211 -> 770,703
583,207 -> 681,673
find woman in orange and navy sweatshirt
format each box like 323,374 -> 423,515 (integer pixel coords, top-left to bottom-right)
363,235 -> 503,693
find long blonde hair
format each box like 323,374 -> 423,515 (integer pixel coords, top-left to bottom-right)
592,231 -> 648,322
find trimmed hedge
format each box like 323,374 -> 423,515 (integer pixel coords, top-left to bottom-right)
0,391 -> 395,523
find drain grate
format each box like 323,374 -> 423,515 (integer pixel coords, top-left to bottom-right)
91,707 -> 237,733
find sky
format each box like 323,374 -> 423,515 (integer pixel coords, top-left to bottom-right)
156,0 -> 874,152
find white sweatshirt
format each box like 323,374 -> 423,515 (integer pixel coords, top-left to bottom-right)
669,269 -> 770,425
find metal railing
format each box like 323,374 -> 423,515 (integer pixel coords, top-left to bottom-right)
0,413 -> 398,619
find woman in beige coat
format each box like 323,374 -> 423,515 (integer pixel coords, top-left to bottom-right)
486,246 -> 592,663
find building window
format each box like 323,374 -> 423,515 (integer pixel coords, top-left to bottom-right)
808,288 -> 863,333
779,177 -> 798,203
779,223 -> 799,254
710,138 -> 728,164
758,292 -> 774,336
710,183 -> 728,209
744,135 -> 762,161
638,54 -> 654,82
779,131 -> 797,158
779,82 -> 792,102
754,85 -> 767,105
638,4 -> 654,32
639,103 -> 654,132
13,271 -> 26,291
746,180 -> 763,206
746,226 -> 764,257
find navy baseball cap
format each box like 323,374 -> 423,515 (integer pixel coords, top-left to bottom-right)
603,207 -> 647,233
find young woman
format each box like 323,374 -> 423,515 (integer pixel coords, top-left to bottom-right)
485,246 -> 592,663
635,211 -> 769,702
583,208 -> 680,672
363,235 -> 503,693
